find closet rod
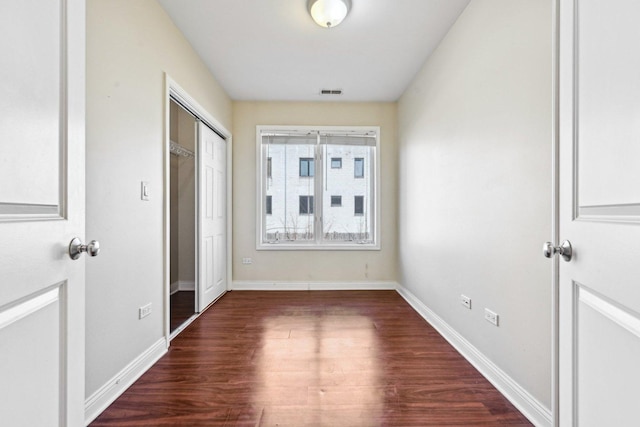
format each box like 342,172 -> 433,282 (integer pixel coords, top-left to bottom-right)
170,140 -> 194,159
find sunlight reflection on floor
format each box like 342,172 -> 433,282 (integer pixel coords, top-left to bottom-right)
254,309 -> 383,426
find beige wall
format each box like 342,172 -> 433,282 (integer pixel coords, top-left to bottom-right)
398,0 -> 552,412
86,0 -> 231,399
232,102 -> 398,283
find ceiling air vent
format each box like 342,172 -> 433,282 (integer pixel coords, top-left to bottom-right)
320,89 -> 342,95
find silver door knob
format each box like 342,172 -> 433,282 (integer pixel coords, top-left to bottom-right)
543,240 -> 572,262
69,237 -> 100,260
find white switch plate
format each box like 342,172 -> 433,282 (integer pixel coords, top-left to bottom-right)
139,303 -> 152,319
141,181 -> 150,201
484,308 -> 499,326
460,295 -> 471,309
242,258 -> 252,265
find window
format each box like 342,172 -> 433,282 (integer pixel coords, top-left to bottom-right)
258,126 -> 379,249
300,157 -> 314,177
354,158 -> 364,178
299,196 -> 314,215
267,157 -> 272,178
266,195 -> 272,215
354,196 -> 364,215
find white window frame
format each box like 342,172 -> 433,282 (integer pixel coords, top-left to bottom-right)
256,125 -> 380,251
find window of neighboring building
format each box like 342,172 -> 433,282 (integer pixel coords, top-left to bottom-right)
266,195 -> 272,215
267,157 -> 272,178
257,126 -> 379,249
299,195 -> 314,215
300,157 -> 314,177
354,158 -> 364,178
354,196 -> 364,215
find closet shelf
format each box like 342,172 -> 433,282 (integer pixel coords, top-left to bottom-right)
170,140 -> 194,159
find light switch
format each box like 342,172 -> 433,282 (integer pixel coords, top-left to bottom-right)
141,181 -> 150,201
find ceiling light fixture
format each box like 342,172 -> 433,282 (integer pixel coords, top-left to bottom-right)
307,0 -> 351,29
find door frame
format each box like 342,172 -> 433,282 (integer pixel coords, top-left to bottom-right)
163,75 -> 233,345
550,0 -> 560,425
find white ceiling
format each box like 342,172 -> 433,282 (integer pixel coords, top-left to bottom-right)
157,0 -> 471,102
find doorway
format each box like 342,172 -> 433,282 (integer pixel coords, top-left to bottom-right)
169,99 -> 197,334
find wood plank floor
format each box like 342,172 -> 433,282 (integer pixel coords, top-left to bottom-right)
170,291 -> 195,333
91,291 -> 532,426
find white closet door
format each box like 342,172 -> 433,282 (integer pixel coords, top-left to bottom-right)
197,122 -> 227,312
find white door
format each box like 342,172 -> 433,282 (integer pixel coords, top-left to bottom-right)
0,0 -> 86,426
197,122 -> 227,311
558,0 -> 640,425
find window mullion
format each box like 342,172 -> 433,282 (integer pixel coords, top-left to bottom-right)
262,144 -> 268,243
314,134 -> 323,244
368,148 -> 374,243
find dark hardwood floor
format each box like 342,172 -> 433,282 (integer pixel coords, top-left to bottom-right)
170,291 -> 195,333
92,291 -> 532,426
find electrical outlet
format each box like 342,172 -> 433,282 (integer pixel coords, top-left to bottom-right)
484,308 -> 499,326
139,303 -> 152,319
242,258 -> 252,265
460,295 -> 471,309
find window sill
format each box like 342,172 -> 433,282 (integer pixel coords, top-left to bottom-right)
256,242 -> 380,251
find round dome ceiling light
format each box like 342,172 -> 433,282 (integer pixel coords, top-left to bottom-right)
307,0 -> 352,29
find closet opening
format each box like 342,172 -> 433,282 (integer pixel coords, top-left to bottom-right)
169,99 -> 197,334
166,85 -> 230,341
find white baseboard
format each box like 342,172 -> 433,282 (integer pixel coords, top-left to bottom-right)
170,280 -> 195,295
231,280 -> 399,291
84,338 -> 167,425
179,280 -> 195,291
395,284 -> 552,427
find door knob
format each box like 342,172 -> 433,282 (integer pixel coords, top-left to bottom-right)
543,240 -> 572,262
69,237 -> 100,260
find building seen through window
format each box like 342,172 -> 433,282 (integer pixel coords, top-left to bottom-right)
259,128 -> 378,248
354,158 -> 364,178
266,195 -> 272,215
299,195 -> 314,215
354,195 -> 364,215
299,157 -> 314,177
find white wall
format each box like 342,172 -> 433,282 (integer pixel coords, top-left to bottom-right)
169,102 -> 196,288
86,0 -> 231,399
233,102 -> 397,283
170,156 -> 179,285
398,0 -> 552,412
175,104 -> 196,285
